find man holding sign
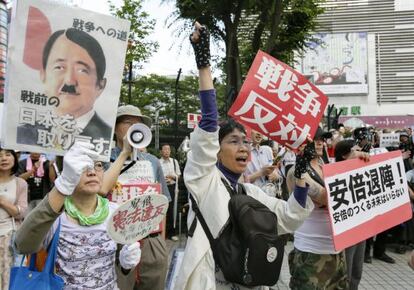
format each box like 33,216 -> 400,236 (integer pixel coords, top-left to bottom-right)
103,105 -> 170,290
14,142 -> 141,289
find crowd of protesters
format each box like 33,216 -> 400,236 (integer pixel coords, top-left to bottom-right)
0,21 -> 413,290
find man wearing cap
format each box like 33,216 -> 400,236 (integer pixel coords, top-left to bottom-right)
107,104 -> 170,290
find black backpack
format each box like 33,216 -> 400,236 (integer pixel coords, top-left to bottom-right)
188,179 -> 285,287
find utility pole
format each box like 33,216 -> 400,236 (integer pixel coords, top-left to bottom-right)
174,68 -> 182,152
155,110 -> 159,150
128,61 -> 133,104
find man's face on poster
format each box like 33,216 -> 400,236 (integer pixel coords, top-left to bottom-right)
40,35 -> 106,118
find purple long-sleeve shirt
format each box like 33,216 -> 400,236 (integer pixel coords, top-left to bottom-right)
197,89 -> 307,207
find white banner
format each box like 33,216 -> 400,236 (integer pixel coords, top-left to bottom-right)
325,152 -> 408,236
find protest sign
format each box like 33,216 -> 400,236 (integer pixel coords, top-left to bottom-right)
107,183 -> 165,234
323,150 -> 412,251
2,0 -> 130,161
107,193 -> 169,244
379,133 -> 400,148
187,113 -> 201,129
228,50 -> 328,150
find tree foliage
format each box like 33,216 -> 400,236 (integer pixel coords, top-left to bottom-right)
109,0 -> 159,66
118,74 -> 227,126
170,0 -> 324,94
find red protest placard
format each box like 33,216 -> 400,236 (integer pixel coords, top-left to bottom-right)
187,113 -> 201,129
228,50 -> 328,150
108,183 -> 164,234
322,150 -> 412,251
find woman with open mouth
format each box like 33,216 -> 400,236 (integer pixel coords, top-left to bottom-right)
175,22 -> 315,290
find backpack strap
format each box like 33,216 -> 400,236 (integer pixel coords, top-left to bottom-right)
188,194 -> 215,244
187,178 -> 245,238
221,178 -> 246,196
308,165 -> 325,187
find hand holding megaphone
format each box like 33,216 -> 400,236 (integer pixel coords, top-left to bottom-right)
126,123 -> 152,149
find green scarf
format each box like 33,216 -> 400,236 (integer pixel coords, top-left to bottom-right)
64,195 -> 109,226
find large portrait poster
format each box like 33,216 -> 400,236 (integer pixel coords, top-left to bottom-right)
323,151 -> 412,251
2,0 -> 130,161
298,32 -> 368,95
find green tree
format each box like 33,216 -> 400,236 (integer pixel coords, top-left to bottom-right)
119,73 -> 226,125
109,0 -> 158,65
170,0 -> 324,94
118,73 -> 226,151
109,0 -> 159,103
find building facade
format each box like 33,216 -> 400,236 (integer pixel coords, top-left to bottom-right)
299,0 -> 414,125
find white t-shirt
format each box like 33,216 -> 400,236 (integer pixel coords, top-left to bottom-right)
293,207 -> 338,254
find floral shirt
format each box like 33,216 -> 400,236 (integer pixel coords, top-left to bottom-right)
44,203 -> 119,290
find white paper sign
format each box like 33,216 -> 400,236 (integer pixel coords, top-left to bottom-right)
2,0 -> 130,161
379,133 -> 400,148
323,151 -> 412,250
107,193 -> 168,244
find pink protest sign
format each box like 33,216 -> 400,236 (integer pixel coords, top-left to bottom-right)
323,150 -> 412,251
107,193 -> 169,244
228,50 -> 328,150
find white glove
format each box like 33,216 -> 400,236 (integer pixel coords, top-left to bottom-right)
119,242 -> 141,270
54,142 -> 99,196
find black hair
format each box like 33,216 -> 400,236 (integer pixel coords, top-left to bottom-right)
0,147 -> 19,175
218,119 -> 246,143
334,139 -> 355,162
42,28 -> 106,85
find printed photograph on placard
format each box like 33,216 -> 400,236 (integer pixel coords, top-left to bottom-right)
1,0 -> 130,161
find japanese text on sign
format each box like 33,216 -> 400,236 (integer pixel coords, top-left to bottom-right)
73,18 -> 128,41
379,133 -> 400,148
19,107 -> 110,154
323,151 -> 412,250
228,50 -> 328,150
107,183 -> 163,234
107,193 -> 169,244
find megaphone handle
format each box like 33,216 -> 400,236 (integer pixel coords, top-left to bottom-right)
132,148 -> 139,161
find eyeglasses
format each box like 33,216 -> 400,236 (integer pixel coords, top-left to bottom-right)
222,138 -> 252,150
94,162 -> 104,171
86,162 -> 104,172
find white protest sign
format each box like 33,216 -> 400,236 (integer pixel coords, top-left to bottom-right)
379,133 -> 400,148
323,150 -> 412,251
107,193 -> 169,244
117,160 -> 155,185
3,0 -> 130,161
